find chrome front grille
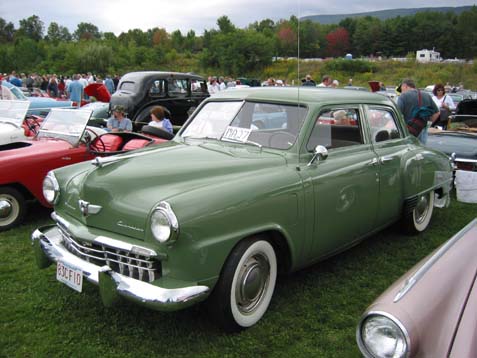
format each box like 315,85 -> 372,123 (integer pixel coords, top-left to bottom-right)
58,226 -> 161,283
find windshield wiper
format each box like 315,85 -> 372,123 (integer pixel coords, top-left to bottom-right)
221,137 -> 262,148
183,135 -> 219,141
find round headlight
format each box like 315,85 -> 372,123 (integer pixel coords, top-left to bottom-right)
358,313 -> 409,358
42,172 -> 60,205
151,202 -> 178,243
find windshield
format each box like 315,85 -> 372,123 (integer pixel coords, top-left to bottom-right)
0,100 -> 30,127
181,101 -> 307,149
37,108 -> 92,145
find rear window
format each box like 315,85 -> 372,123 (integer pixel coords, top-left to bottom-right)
119,81 -> 135,92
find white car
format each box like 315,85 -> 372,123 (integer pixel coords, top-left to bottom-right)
0,100 -> 31,145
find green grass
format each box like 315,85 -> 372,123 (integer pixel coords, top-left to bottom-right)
1,195 -> 476,358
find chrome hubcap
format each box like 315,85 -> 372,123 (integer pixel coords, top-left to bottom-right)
415,194 -> 429,224
236,254 -> 270,314
0,199 -> 12,219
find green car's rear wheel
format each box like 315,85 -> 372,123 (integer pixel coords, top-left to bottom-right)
403,190 -> 434,234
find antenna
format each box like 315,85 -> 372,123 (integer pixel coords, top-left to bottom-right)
297,0 -> 301,102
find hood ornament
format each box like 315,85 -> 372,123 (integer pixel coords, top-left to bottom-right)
78,200 -> 102,216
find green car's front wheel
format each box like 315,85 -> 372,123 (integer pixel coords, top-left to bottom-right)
209,237 -> 277,332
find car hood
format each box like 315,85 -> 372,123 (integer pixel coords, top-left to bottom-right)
427,132 -> 477,159
0,138 -> 73,163
58,141 -> 286,240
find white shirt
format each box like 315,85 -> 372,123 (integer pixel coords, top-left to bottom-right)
432,94 -> 456,111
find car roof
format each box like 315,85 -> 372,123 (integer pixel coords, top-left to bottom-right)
210,87 -> 393,106
120,71 -> 205,82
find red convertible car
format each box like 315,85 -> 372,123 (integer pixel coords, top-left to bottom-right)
0,108 -> 167,231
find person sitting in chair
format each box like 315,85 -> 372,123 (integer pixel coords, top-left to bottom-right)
107,105 -> 132,132
148,105 -> 173,134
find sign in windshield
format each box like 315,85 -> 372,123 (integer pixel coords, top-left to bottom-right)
38,108 -> 93,145
0,100 -> 30,127
181,101 -> 307,149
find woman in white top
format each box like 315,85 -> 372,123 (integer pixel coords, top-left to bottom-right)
432,83 -> 455,129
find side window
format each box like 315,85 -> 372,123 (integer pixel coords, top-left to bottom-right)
367,108 -> 401,143
307,108 -> 363,151
149,80 -> 165,96
191,80 -> 207,93
168,79 -> 187,94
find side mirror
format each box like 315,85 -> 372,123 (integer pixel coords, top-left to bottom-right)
308,145 -> 328,166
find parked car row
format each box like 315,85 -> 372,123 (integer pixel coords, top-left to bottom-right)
32,87 -> 453,332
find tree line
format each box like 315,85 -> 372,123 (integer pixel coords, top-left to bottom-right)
0,7 -> 476,77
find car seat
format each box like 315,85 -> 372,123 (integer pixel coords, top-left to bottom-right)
122,138 -> 151,151
95,134 -> 124,152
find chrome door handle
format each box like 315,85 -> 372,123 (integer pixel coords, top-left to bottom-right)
368,158 -> 379,166
380,156 -> 394,164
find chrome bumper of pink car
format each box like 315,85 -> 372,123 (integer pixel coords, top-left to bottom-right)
32,225 -> 210,311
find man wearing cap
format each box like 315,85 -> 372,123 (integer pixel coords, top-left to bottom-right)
107,105 -> 132,132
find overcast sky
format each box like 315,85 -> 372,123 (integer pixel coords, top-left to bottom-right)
1,0 -> 475,35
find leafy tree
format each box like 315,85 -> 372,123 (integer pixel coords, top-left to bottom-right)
200,28 -> 273,75
17,15 -> 44,41
171,30 -> 185,50
250,19 -> 276,34
184,30 -> 201,53
276,21 -> 297,57
455,6 -> 477,59
73,22 -> 100,41
46,22 -> 71,42
325,27 -> 350,57
352,16 -> 383,56
118,29 -> 149,47
0,17 -> 15,42
76,42 -> 113,73
11,37 -> 45,69
151,28 -> 170,48
103,32 -> 117,42
217,16 -> 236,33
298,20 -> 321,58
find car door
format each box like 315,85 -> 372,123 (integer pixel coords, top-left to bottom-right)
301,107 -> 380,259
365,106 -> 409,227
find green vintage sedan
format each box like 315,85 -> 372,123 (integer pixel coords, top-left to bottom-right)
32,87 -> 453,331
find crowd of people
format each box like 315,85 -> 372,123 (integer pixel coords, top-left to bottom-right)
1,70 -> 121,101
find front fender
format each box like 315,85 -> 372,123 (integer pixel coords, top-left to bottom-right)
158,166 -> 306,286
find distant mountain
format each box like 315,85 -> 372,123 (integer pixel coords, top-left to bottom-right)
301,6 -> 474,24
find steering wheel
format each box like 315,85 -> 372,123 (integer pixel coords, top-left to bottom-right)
85,127 -> 106,152
23,116 -> 41,136
268,131 -> 296,149
141,125 -> 174,140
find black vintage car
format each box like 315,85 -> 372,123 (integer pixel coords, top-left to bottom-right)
427,99 -> 477,171
110,71 -> 209,128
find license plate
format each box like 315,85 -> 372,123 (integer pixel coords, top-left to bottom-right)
57,260 -> 83,292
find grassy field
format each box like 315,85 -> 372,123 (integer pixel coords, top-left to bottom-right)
1,194 -> 476,358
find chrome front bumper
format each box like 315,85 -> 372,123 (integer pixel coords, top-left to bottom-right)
32,225 -> 210,311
